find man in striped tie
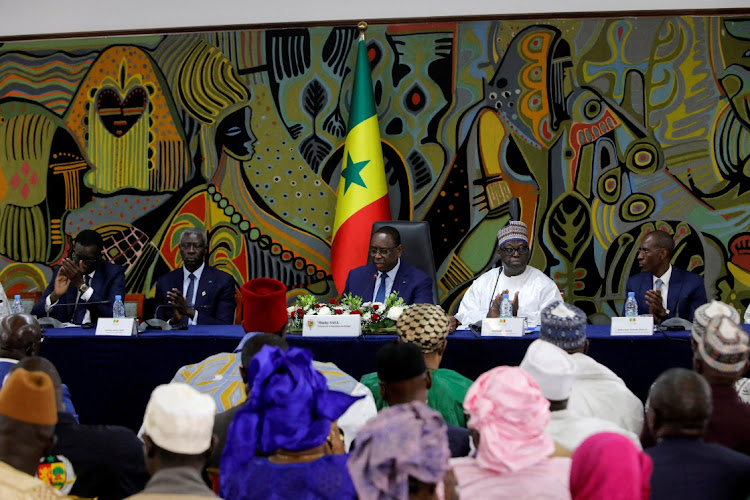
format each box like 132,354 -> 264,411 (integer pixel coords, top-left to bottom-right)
624,230 -> 707,322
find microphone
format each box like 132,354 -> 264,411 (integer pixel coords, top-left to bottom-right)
38,300 -> 112,329
659,295 -> 692,331
486,267 -> 503,317
139,304 -> 175,332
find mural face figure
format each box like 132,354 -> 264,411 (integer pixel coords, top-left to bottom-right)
369,233 -> 402,274
498,240 -> 530,277
215,106 -> 256,161
637,233 -> 669,276
179,233 -> 207,273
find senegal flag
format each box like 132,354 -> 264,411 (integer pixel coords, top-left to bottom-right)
331,31 -> 391,294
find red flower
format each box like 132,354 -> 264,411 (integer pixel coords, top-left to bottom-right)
335,308 -> 343,314
351,310 -> 361,315
314,303 -> 322,309
371,313 -> 381,322
329,298 -> 338,305
372,304 -> 380,310
296,308 -> 304,316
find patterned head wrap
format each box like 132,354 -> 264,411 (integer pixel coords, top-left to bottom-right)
692,300 -> 740,343
697,315 -> 749,373
497,220 -> 528,247
464,366 -> 553,474
347,401 -> 450,500
396,303 -> 450,353
220,346 -> 361,483
570,432 -> 652,500
540,301 -> 587,350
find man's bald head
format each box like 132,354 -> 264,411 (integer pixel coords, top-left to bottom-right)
647,367 -> 712,439
0,314 -> 42,359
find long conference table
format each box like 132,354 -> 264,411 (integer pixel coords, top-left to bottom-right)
39,325 -> 698,432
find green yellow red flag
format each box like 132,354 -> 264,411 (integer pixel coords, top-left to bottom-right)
331,29 -> 391,294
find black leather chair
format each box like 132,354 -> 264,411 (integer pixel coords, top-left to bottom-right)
368,221 -> 439,303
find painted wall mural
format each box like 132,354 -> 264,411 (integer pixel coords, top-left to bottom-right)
0,15 -> 749,319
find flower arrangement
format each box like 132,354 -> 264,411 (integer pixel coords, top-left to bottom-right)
288,291 -> 408,333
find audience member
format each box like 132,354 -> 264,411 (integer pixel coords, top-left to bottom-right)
342,226 -> 434,304
448,366 -> 571,499
690,300 -> 740,346
521,339 -> 641,452
31,229 -> 126,324
169,278 -> 376,451
127,383 -> 217,498
692,315 -> 750,455
361,303 -> 472,427
348,401 -> 452,500
155,227 -> 236,326
645,367 -> 750,500
14,357 -> 148,499
369,341 -> 470,457
0,282 -> 9,318
570,432 -> 652,500
540,301 -> 644,434
624,230 -> 707,322
0,368 -> 60,499
0,313 -> 77,419
454,220 -> 562,329
219,345 -> 361,500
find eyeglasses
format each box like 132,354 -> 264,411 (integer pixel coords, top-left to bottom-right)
72,254 -> 99,266
499,245 -> 530,256
369,246 -> 398,257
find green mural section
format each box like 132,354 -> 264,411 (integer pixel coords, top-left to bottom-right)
0,16 -> 748,318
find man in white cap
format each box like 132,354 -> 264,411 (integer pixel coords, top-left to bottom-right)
127,383 -> 217,498
453,220 -> 562,329
521,339 -> 641,452
539,301 -> 644,435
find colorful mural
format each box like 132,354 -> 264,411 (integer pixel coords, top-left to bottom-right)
0,15 -> 749,319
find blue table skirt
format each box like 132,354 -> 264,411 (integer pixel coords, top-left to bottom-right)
39,324 -> 698,431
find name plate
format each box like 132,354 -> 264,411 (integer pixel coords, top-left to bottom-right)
611,316 -> 654,336
481,317 -> 525,337
302,314 -> 361,337
95,318 -> 137,336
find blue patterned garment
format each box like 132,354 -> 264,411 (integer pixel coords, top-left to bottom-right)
220,454 -> 356,500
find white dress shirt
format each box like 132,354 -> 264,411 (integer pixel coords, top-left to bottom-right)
183,264 -> 204,325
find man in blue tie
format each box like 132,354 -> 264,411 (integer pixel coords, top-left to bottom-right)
341,226 -> 434,305
154,228 -> 236,326
31,230 -> 125,325
624,230 -> 707,322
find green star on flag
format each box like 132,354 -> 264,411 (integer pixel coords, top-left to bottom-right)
341,152 -> 369,192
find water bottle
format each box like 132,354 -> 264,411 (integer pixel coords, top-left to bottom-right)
500,293 -> 513,318
11,295 -> 23,314
113,295 -> 125,318
625,291 -> 638,317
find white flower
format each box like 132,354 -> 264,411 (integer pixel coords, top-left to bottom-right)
317,306 -> 333,316
361,302 -> 372,308
361,312 -> 372,322
287,306 -> 296,314
386,306 -> 405,321
371,302 -> 385,311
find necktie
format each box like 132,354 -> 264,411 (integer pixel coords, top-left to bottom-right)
374,273 -> 388,303
73,275 -> 91,324
655,278 -> 665,308
186,273 -> 196,306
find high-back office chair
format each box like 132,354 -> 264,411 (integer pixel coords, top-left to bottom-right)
368,221 -> 439,304
124,293 -> 145,319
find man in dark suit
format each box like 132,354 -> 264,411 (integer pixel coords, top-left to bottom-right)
31,229 -> 125,324
341,226 -> 434,304
624,230 -> 706,322
154,228 -> 236,325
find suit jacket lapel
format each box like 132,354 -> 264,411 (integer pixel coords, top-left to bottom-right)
667,269 -> 683,315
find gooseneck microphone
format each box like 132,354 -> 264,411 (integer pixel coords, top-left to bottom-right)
38,300 -> 112,329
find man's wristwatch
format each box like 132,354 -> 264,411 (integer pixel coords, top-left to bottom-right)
79,283 -> 90,294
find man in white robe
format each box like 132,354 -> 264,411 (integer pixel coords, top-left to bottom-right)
453,221 -> 562,328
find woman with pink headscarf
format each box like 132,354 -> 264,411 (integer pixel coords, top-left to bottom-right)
570,432 -> 652,500
446,366 -> 571,499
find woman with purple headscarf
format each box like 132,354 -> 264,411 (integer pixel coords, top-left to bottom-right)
447,366 -> 571,499
348,401 -> 453,500
219,345 -> 361,499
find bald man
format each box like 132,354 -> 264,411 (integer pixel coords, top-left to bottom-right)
646,368 -> 750,500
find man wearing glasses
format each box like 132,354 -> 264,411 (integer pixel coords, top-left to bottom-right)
341,226 -> 435,305
31,230 -> 125,325
453,220 -> 562,328
154,228 -> 236,326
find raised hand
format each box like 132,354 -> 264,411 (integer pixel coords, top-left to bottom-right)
645,289 -> 667,321
50,272 -> 71,303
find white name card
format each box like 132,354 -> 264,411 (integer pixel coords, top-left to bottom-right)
302,314 -> 361,337
95,318 -> 137,336
611,316 -> 654,336
481,317 -> 525,337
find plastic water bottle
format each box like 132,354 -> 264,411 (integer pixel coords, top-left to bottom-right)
500,293 -> 513,318
625,291 -> 638,317
11,295 -> 23,314
113,295 -> 125,318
